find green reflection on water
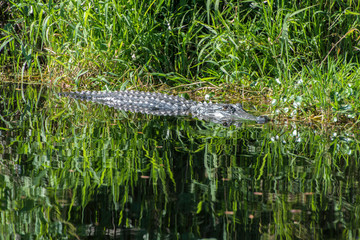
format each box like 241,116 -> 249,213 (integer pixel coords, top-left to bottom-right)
1,84 -> 360,239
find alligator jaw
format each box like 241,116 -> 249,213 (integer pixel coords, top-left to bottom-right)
226,104 -> 270,124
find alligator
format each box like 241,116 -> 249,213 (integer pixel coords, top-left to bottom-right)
59,90 -> 269,126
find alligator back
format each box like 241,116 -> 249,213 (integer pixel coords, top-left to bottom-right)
59,90 -> 195,116
59,90 -> 269,125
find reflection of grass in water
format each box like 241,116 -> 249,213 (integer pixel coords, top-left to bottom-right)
1,84 -> 360,238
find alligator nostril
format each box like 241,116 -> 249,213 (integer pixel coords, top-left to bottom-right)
222,121 -> 230,127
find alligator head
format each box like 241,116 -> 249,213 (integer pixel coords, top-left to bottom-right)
191,103 -> 269,125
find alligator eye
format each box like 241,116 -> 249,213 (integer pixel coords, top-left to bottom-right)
223,105 -> 234,111
224,105 -> 235,113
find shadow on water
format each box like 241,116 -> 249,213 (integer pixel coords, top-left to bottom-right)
1,83 -> 360,239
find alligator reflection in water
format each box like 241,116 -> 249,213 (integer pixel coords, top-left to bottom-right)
59,90 -> 269,126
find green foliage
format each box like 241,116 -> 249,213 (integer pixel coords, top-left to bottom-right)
1,1 -> 360,122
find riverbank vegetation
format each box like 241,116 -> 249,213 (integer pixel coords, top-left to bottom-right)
1,0 -> 360,124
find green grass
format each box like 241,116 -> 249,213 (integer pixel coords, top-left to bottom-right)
1,0 -> 360,124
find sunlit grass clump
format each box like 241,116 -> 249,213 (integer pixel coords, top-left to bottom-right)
1,0 -> 360,124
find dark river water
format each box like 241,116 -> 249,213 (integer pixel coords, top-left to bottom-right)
1,83 -> 360,239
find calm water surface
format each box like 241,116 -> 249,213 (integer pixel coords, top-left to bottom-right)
1,84 -> 360,239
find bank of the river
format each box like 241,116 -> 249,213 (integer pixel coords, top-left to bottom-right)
1,1 -> 360,125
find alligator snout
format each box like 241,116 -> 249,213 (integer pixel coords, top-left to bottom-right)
256,116 -> 270,124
